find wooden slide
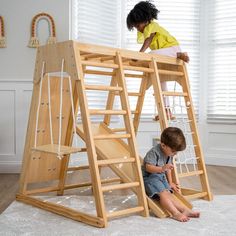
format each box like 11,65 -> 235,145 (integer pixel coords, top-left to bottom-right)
76,122 -> 192,218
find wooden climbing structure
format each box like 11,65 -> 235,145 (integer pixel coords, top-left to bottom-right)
17,40 -> 212,228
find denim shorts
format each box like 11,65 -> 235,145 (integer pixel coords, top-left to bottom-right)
143,171 -> 172,198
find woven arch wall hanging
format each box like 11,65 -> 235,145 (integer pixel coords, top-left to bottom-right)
28,13 -> 57,48
0,16 -> 6,48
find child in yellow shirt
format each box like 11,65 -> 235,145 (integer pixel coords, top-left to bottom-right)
127,1 -> 189,119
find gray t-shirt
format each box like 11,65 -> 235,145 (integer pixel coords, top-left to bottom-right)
143,143 -> 173,172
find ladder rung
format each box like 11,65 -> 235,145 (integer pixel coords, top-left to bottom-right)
128,92 -> 141,96
97,158 -> 136,166
100,56 -> 115,61
83,53 -> 101,60
111,128 -> 126,132
85,69 -> 114,76
124,73 -> 145,78
162,91 -> 188,97
123,65 -> 154,73
184,191 -> 208,200
32,144 -> 82,155
107,206 -> 144,219
89,109 -> 127,115
131,110 -> 139,114
94,133 -> 131,140
178,170 -> 204,178
85,85 -> 123,92
101,182 -> 140,192
81,60 -> 118,69
159,69 -> 184,76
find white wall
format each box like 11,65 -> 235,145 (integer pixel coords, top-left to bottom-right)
0,0 -> 70,172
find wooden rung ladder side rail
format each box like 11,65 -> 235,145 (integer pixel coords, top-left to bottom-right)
73,47 -> 108,226
115,51 -> 149,217
149,57 -> 180,186
132,73 -> 149,135
103,72 -> 118,126
180,64 -> 212,200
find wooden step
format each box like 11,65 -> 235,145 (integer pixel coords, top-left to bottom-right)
93,133 -> 131,140
32,144 -> 82,155
128,92 -> 141,96
183,191 -> 208,200
181,188 -> 208,200
111,128 -> 126,132
123,65 -> 154,73
162,91 -> 188,97
81,60 -> 118,69
84,69 -> 114,76
83,53 -> 101,60
85,85 -> 123,92
100,56 -> 115,62
178,170 -> 204,178
159,69 -> 184,76
97,157 -> 136,166
131,110 -> 139,114
107,206 -> 144,219
101,182 -> 140,192
89,109 -> 127,115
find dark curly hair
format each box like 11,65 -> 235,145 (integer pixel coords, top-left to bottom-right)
127,1 -> 160,30
160,127 -> 186,152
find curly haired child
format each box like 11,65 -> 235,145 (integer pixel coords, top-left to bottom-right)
127,1 -> 189,120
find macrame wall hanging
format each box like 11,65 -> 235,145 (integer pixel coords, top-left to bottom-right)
28,12 -> 57,48
0,16 -> 6,48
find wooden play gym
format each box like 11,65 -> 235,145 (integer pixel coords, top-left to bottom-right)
16,40 -> 212,228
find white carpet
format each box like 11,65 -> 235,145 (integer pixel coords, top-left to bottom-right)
0,195 -> 236,236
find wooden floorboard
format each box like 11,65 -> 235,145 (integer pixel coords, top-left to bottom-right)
0,165 -> 236,214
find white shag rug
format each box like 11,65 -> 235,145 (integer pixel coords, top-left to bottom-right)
0,195 -> 235,236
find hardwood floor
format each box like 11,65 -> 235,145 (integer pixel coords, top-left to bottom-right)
0,165 -> 236,214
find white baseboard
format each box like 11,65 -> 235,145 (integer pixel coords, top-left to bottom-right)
205,154 -> 236,167
0,161 -> 22,173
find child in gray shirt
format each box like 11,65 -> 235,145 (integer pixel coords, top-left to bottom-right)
143,127 -> 200,222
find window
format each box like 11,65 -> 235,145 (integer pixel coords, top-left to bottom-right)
122,0 -> 200,117
71,0 -> 120,121
207,0 -> 236,122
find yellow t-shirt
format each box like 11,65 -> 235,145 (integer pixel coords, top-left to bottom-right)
137,21 -> 179,50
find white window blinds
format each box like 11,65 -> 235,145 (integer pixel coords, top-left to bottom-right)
72,0 -> 120,47
123,0 -> 200,117
71,0 -> 120,121
207,0 -> 236,122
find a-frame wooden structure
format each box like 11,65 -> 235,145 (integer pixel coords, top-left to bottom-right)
17,40 -> 212,228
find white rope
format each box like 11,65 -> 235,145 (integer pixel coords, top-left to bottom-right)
47,74 -> 54,145
68,76 -> 78,147
58,58 -> 65,158
34,61 -> 45,148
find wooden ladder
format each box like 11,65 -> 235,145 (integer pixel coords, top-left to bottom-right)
76,51 -> 149,225
149,57 -> 212,201
103,56 -> 212,201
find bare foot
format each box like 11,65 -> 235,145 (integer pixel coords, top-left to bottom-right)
172,212 -> 190,222
177,52 -> 190,63
183,210 -> 200,218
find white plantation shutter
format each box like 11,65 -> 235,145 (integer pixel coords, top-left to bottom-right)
71,0 -> 120,121
207,0 -> 236,121
123,0 -> 200,118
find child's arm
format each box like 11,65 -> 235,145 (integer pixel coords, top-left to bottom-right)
145,163 -> 174,174
166,169 -> 180,192
139,32 -> 156,52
